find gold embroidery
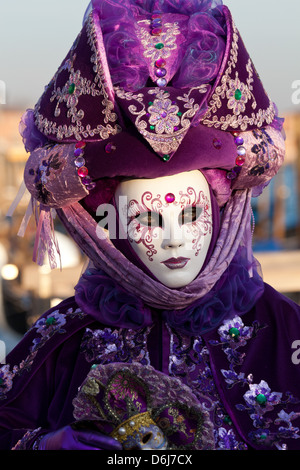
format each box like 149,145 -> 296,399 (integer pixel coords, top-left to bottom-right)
201,25 -> 275,131
34,13 -> 121,141
110,411 -> 157,443
115,85 -> 208,155
136,21 -> 181,62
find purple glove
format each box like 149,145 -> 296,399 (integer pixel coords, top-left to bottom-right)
37,425 -> 123,450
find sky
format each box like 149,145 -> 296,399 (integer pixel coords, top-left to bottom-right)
0,0 -> 300,115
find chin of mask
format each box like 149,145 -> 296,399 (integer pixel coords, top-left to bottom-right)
114,170 -> 213,289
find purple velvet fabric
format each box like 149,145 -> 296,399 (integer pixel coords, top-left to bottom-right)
1,283 -> 300,450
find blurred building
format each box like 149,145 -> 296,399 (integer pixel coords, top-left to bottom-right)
0,108 -> 86,352
0,107 -> 300,351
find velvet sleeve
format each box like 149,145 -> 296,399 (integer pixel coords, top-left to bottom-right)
0,298 -> 93,450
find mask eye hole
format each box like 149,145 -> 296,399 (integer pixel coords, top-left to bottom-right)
179,205 -> 202,226
135,211 -> 163,228
142,432 -> 153,444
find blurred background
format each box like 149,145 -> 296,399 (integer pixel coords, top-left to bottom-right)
0,0 -> 300,353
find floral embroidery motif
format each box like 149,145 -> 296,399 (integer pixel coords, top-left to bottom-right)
80,327 -> 151,366
226,74 -> 252,115
0,307 -> 85,401
202,23 -> 275,131
168,328 -> 248,450
115,85 -> 208,157
34,13 -> 121,141
136,21 -> 181,62
210,316 -> 265,388
148,98 -> 180,134
236,378 -> 300,449
213,315 -> 300,449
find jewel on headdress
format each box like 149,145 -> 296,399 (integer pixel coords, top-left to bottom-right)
155,68 -> 166,78
77,166 -> 89,177
213,138 -> 222,150
165,193 -> 175,203
68,83 -> 76,94
155,58 -> 166,68
157,77 -> 167,87
227,133 -> 246,180
73,142 -> 96,191
74,148 -> 84,157
105,142 -> 117,154
74,156 -> 86,168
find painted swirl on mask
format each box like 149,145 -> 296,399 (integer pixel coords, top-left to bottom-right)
127,188 -> 211,261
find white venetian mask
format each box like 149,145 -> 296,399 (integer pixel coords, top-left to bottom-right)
115,170 -> 213,288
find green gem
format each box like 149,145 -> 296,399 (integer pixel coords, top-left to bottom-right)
91,364 -> 97,370
68,83 -> 76,94
256,393 -> 267,405
163,154 -> 170,162
235,89 -> 242,100
223,415 -> 232,425
177,111 -> 182,117
46,317 -> 56,326
148,101 -> 153,106
150,125 -> 155,130
229,327 -> 240,338
155,43 -> 164,50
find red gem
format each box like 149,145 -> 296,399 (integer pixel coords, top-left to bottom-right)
155,58 -> 166,68
75,141 -> 86,149
152,28 -> 162,36
236,156 -> 246,167
151,13 -> 161,19
77,166 -> 89,177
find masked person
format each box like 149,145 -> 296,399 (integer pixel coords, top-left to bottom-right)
1,0 -> 300,451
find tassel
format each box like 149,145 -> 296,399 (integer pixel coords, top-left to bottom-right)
17,197 -> 34,237
32,205 -> 61,270
6,180 -> 27,217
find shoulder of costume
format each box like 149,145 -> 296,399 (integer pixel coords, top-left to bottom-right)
202,283 -> 300,450
0,296 -> 94,403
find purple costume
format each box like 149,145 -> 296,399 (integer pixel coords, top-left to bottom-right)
2,0 -> 300,451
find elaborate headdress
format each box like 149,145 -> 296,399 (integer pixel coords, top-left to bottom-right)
12,0 -> 285,324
